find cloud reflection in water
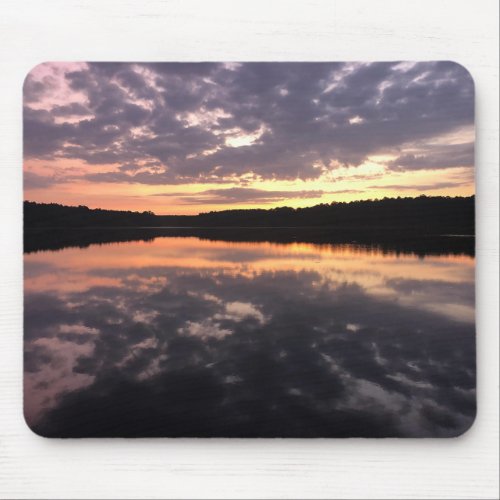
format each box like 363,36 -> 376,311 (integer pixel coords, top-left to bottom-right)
24,237 -> 475,437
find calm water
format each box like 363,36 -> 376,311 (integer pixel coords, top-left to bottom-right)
24,236 -> 476,437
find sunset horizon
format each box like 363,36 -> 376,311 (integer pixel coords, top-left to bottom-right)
24,192 -> 475,217
24,62 -> 474,215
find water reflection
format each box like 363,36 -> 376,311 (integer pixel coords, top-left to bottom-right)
24,236 -> 475,437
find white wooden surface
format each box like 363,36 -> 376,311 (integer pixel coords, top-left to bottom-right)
0,1 -> 498,498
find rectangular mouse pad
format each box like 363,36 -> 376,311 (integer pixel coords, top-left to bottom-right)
23,62 -> 476,438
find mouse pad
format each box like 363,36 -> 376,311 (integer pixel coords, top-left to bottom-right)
23,62 -> 476,437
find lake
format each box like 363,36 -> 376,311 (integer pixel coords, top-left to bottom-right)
24,233 -> 476,437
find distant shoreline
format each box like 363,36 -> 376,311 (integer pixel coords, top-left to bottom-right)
24,195 -> 475,229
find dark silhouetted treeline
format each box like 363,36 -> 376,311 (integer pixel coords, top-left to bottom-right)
23,201 -> 191,227
25,195 -> 475,234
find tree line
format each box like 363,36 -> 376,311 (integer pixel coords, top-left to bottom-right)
24,195 -> 475,235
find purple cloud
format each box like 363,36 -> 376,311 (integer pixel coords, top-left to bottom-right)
24,61 -> 475,185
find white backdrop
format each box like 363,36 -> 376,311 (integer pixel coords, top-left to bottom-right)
0,1 -> 498,498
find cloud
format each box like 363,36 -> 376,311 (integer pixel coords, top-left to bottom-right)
24,171 -> 55,189
148,187 -> 365,205
215,301 -> 267,324
151,187 -> 329,204
178,319 -> 233,340
387,142 -> 474,171
24,61 -> 474,185
367,181 -> 469,191
51,102 -> 92,117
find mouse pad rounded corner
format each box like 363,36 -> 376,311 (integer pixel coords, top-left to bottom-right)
23,61 -> 476,438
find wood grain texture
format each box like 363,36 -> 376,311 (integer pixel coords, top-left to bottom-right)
0,0 -> 498,498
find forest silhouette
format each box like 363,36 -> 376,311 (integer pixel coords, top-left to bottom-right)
25,195 -> 474,232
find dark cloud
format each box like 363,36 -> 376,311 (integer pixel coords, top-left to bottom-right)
23,61 -> 474,185
51,102 -> 91,117
367,181 -> 469,191
385,278 -> 475,311
151,187 -> 328,204
24,171 -> 55,189
387,142 -> 474,171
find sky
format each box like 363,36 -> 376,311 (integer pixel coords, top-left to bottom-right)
23,61 -> 475,215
